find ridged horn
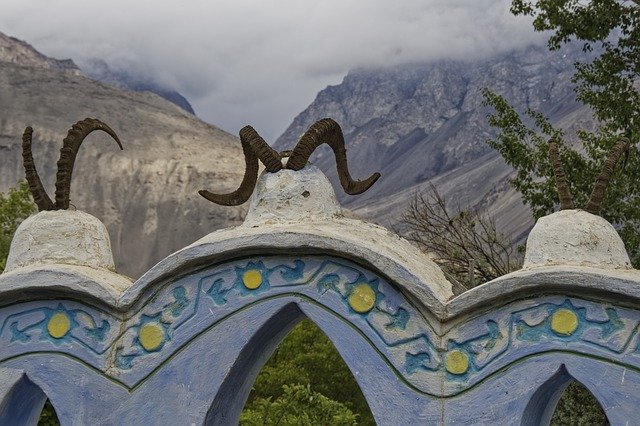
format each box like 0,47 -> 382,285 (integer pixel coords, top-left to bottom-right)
54,118 -> 122,210
21,126 -> 54,211
285,118 -> 380,195
584,137 -> 631,215
241,126 -> 283,173
548,138 -> 574,210
199,125 -> 282,206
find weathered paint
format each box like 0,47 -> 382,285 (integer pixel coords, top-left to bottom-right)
0,255 -> 639,424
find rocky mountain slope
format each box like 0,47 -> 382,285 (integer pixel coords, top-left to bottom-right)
0,32 -> 80,75
0,31 -> 194,114
0,35 -> 245,278
275,44 -> 595,241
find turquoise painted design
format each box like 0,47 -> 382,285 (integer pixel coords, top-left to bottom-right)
511,299 -> 636,354
114,285 -> 193,368
1,302 -> 114,354
441,297 -> 640,387
1,256 -> 640,396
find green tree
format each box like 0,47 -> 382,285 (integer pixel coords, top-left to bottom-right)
483,0 -> 640,266
510,0 -> 639,130
242,319 -> 375,425
240,384 -> 358,426
38,400 -> 59,426
551,382 -> 607,425
0,181 -> 36,272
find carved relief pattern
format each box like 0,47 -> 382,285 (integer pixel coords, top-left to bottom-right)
0,302 -> 115,351
0,256 -> 639,394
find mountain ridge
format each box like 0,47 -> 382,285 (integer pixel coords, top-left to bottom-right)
0,31 -> 80,75
0,31 -> 194,114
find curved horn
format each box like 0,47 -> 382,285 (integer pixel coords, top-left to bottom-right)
21,126 -> 54,211
285,118 -> 380,195
548,139 -> 574,210
199,125 -> 282,206
54,118 -> 122,210
240,125 -> 283,173
584,136 -> 631,215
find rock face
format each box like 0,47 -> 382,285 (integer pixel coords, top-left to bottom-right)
0,35 -> 245,278
275,44 -> 595,241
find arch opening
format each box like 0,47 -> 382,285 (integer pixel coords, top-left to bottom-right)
0,374 -> 60,426
551,381 -> 608,425
205,302 -> 375,425
241,318 -> 374,425
522,364 -> 608,426
38,400 -> 60,426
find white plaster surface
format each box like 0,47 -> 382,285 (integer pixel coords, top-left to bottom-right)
244,167 -> 341,226
5,210 -> 117,272
128,217 -> 454,316
0,264 -> 133,307
523,210 -> 631,270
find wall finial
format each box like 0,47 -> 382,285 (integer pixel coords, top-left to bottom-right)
199,118 -> 381,206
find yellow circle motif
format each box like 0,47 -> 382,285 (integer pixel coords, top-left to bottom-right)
551,308 -> 579,336
47,312 -> 71,339
139,323 -> 165,351
243,269 -> 263,290
445,350 -> 469,375
348,284 -> 376,314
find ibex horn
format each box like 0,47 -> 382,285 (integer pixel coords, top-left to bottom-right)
54,118 -> 122,210
286,118 -> 380,195
199,125 -> 282,206
584,137 -> 631,215
22,126 -> 54,211
548,138 -> 574,210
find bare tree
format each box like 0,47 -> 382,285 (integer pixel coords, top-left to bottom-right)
402,184 -> 523,292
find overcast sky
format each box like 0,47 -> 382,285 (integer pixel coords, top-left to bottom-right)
0,0 -> 544,140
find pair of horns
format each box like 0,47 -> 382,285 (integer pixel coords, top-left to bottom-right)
199,118 -> 381,206
22,118 -> 123,211
548,137 -> 631,214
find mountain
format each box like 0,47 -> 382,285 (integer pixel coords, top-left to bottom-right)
79,59 -> 195,115
275,44 -> 596,241
0,33 -> 245,278
0,31 -> 194,114
0,32 -> 80,75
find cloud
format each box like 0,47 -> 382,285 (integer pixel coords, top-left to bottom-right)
0,0 -> 544,140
